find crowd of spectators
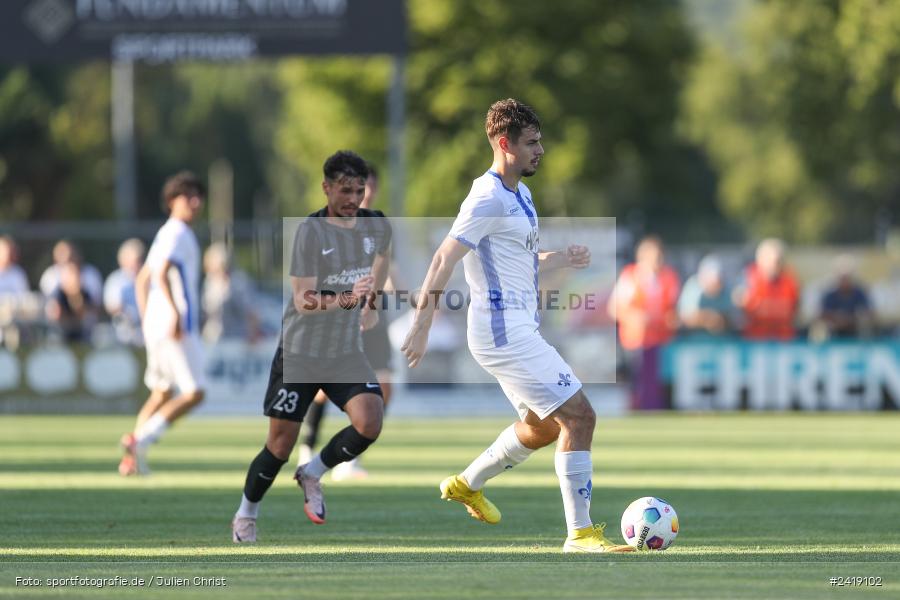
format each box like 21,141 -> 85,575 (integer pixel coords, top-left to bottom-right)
609,235 -> 882,409
612,235 -> 879,346
0,236 -> 262,351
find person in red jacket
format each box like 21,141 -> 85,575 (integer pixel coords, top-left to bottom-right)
735,238 -> 800,340
608,236 -> 680,409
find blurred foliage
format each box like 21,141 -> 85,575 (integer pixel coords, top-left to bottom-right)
0,0 -> 711,231
682,0 -> 900,242
3,0 -> 899,244
0,63 -> 111,220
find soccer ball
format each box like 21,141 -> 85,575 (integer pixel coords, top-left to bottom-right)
620,497 -> 679,551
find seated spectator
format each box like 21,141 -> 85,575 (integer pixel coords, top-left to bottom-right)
678,255 -> 737,336
104,238 -> 146,346
46,262 -> 99,343
0,236 -> 29,298
817,255 -> 875,339
201,243 -> 262,343
735,238 -> 799,340
40,240 -> 103,302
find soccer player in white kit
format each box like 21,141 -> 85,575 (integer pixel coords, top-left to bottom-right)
402,99 -> 632,553
118,171 -> 206,476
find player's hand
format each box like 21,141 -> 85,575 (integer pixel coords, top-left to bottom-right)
566,245 -> 590,269
401,325 -> 430,369
360,304 -> 379,331
170,315 -> 183,340
351,276 -> 374,304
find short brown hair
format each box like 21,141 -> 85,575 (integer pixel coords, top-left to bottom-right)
485,98 -> 541,142
161,170 -> 205,210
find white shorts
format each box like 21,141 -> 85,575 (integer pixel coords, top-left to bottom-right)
144,335 -> 206,393
471,333 -> 582,421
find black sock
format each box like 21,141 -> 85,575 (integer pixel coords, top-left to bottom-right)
320,426 -> 376,468
243,446 -> 288,502
301,401 -> 327,448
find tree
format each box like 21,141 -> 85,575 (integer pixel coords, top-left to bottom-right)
273,0 -> 711,228
681,0 -> 900,242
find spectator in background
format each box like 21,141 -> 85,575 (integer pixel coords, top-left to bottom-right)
735,238 -> 799,340
0,236 -> 30,298
816,255 -> 875,339
40,240 -> 103,302
678,254 -> 737,336
104,238 -> 146,346
608,236 -> 680,410
46,261 -> 99,342
201,243 -> 261,343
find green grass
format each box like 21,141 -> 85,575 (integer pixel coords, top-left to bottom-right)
2,413 -> 899,599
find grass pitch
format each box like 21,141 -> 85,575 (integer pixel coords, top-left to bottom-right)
1,412 -> 899,599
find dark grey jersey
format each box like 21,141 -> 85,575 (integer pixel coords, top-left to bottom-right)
282,208 -> 392,358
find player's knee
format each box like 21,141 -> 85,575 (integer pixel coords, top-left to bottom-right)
355,418 -> 382,441
267,436 -> 294,460
185,389 -> 205,407
524,423 -> 559,448
345,425 -> 378,454
557,398 -> 595,436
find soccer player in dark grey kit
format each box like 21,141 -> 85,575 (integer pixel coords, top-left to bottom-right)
232,151 -> 391,543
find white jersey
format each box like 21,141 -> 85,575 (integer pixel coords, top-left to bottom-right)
449,171 -> 540,350
142,218 -> 201,344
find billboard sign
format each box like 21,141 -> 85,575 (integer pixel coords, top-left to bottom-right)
0,0 -> 406,63
662,338 -> 900,411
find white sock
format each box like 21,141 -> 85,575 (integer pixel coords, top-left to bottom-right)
236,494 -> 259,519
136,414 -> 169,448
461,424 -> 534,490
302,452 -> 328,479
297,444 -> 313,468
555,451 -> 593,534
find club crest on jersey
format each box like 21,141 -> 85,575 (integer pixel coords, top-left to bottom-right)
363,237 -> 375,255
525,228 -> 539,253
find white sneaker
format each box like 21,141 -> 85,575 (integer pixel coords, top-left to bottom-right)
232,515 -> 257,543
298,444 -> 312,467
294,465 -> 326,524
331,458 -> 369,482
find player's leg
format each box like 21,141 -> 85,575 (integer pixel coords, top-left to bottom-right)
132,336 -> 205,468
135,388 -> 172,430
233,417 -> 301,542
331,367 -> 391,481
440,408 -> 553,525
119,387 -> 171,476
233,347 -> 313,542
552,389 -> 632,553
294,385 -> 383,524
461,408 -> 557,490
298,390 -> 383,479
297,391 -> 328,467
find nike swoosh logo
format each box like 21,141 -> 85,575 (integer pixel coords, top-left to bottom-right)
365,383 -> 379,389
258,473 -> 273,480
322,248 -> 335,255
341,446 -> 357,457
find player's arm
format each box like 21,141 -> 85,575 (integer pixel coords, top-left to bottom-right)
154,259 -> 182,339
134,263 -> 151,320
360,247 -> 392,331
401,237 -> 470,368
291,275 -> 373,314
538,245 -> 591,272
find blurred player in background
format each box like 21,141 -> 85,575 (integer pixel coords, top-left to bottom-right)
232,151 -> 391,543
297,162 -> 394,481
402,98 -> 632,553
118,172 -> 206,476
